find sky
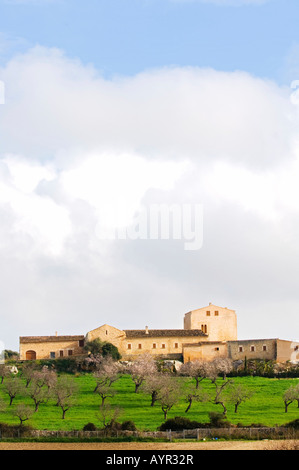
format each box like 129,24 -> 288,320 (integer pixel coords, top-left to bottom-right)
1,0 -> 299,351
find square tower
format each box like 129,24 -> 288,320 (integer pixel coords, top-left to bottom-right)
184,303 -> 237,342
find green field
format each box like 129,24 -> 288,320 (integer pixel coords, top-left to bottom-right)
0,374 -> 298,431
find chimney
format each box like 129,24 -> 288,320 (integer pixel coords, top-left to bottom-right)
55,331 -> 58,337
145,326 -> 149,335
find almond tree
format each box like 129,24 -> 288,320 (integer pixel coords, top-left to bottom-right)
207,360 -> 234,415
283,385 -> 298,413
180,360 -> 211,389
142,373 -> 171,407
128,353 -> 158,393
43,369 -> 57,391
210,378 -> 233,416
184,384 -> 209,413
292,383 -> 299,408
157,377 -> 182,420
27,381 -> 49,412
31,366 -> 57,390
52,376 -> 78,419
21,363 -> 38,388
96,382 -> 116,407
3,377 -> 23,406
0,364 -> 11,384
229,384 -> 253,413
212,358 -> 233,380
12,404 -> 34,426
93,355 -> 121,392
97,404 -> 123,434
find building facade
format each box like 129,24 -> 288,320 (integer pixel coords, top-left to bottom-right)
19,303 -> 299,364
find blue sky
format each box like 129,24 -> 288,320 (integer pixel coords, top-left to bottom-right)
1,0 -> 299,351
0,0 -> 299,82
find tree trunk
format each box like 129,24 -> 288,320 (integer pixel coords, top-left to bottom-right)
62,407 -> 68,419
151,391 -> 158,407
284,401 -> 290,413
215,400 -> 227,415
185,397 -> 192,413
162,407 -> 168,420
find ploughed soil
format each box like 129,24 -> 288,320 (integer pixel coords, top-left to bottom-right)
0,440 -> 298,450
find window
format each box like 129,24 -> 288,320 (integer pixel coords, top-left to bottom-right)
161,344 -> 166,349
79,339 -> 84,347
152,343 -> 157,349
215,347 -> 220,351
59,350 -> 64,357
263,345 -> 267,352
215,311 -> 219,316
50,352 -> 55,359
206,311 -> 211,316
174,343 -> 179,349
68,350 -> 73,356
127,344 -> 132,350
239,346 -> 243,352
138,344 -> 142,350
250,346 -> 255,352
295,345 -> 299,351
201,324 -> 208,334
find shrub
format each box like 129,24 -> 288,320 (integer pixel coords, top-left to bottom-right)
158,416 -> 202,431
84,339 -> 121,361
285,418 -> 299,429
54,358 -> 78,374
0,422 -> 33,437
83,422 -> 97,431
101,343 -> 122,361
208,412 -> 231,428
121,420 -> 137,431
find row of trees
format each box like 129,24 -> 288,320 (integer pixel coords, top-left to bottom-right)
0,364 -> 77,424
89,352 -> 299,419
90,354 -> 255,420
0,351 -> 298,427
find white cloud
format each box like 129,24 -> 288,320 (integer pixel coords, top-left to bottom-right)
0,156 -> 71,256
0,46 -> 294,169
0,46 -> 299,349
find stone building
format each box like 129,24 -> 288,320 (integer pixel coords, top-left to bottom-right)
19,303 -> 299,363
19,335 -> 85,361
228,338 -> 299,363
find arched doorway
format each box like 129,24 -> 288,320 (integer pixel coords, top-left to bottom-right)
26,350 -> 36,360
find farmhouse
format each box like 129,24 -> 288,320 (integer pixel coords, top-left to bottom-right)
19,303 -> 299,364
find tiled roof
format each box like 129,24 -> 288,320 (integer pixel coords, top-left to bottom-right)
124,329 -> 206,338
20,335 -> 85,344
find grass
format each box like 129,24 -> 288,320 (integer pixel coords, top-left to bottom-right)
0,374 -> 298,431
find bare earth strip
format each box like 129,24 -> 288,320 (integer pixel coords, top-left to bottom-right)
0,440 -> 297,450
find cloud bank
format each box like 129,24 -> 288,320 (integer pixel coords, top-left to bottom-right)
0,46 -> 298,349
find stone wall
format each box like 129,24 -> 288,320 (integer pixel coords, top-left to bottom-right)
227,339 -> 277,361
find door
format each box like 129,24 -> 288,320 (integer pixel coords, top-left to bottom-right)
26,350 -> 36,360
